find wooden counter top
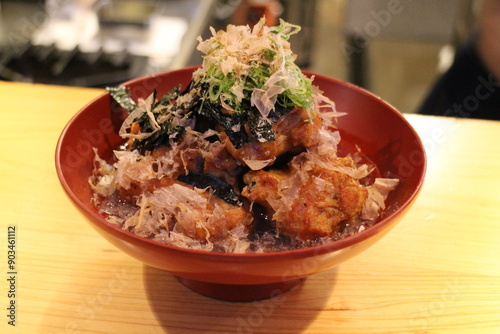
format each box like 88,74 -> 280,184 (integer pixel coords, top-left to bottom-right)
0,81 -> 499,333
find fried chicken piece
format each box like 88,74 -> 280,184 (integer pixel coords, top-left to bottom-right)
223,107 -> 322,169
123,181 -> 253,241
115,143 -> 203,201
242,156 -> 367,240
202,141 -> 242,187
175,192 -> 253,241
117,133 -> 243,202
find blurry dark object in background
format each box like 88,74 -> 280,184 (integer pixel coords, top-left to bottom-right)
0,43 -> 147,87
279,0 -> 316,68
417,37 -> 500,121
342,0 -> 468,90
418,0 -> 500,121
0,0 -> 213,87
0,0 -> 316,87
231,0 -> 281,27
233,0 -> 316,68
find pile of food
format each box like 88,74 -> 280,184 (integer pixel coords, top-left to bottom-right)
89,18 -> 399,253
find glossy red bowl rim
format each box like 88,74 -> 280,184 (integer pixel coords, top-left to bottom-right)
55,66 -> 426,260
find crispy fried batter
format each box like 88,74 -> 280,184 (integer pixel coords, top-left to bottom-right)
202,141 -> 242,187
178,193 -> 253,241
242,157 -> 367,240
223,107 -> 322,168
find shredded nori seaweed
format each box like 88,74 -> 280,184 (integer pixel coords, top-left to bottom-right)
106,86 -> 137,114
107,80 -> 296,152
177,173 -> 243,206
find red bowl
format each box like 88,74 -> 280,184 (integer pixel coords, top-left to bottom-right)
55,66 -> 426,302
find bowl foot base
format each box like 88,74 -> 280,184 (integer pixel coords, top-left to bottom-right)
175,276 -> 305,302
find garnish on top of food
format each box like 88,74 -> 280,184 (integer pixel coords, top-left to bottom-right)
89,18 -> 399,253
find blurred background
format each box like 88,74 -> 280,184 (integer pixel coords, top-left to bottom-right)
0,0 -> 475,114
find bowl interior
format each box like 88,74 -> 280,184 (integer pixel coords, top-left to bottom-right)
56,67 -> 425,256
313,74 -> 426,222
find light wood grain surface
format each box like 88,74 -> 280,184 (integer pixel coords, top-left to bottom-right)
0,81 -> 499,333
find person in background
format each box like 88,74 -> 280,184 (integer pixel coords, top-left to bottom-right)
231,0 -> 282,27
418,0 -> 500,121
